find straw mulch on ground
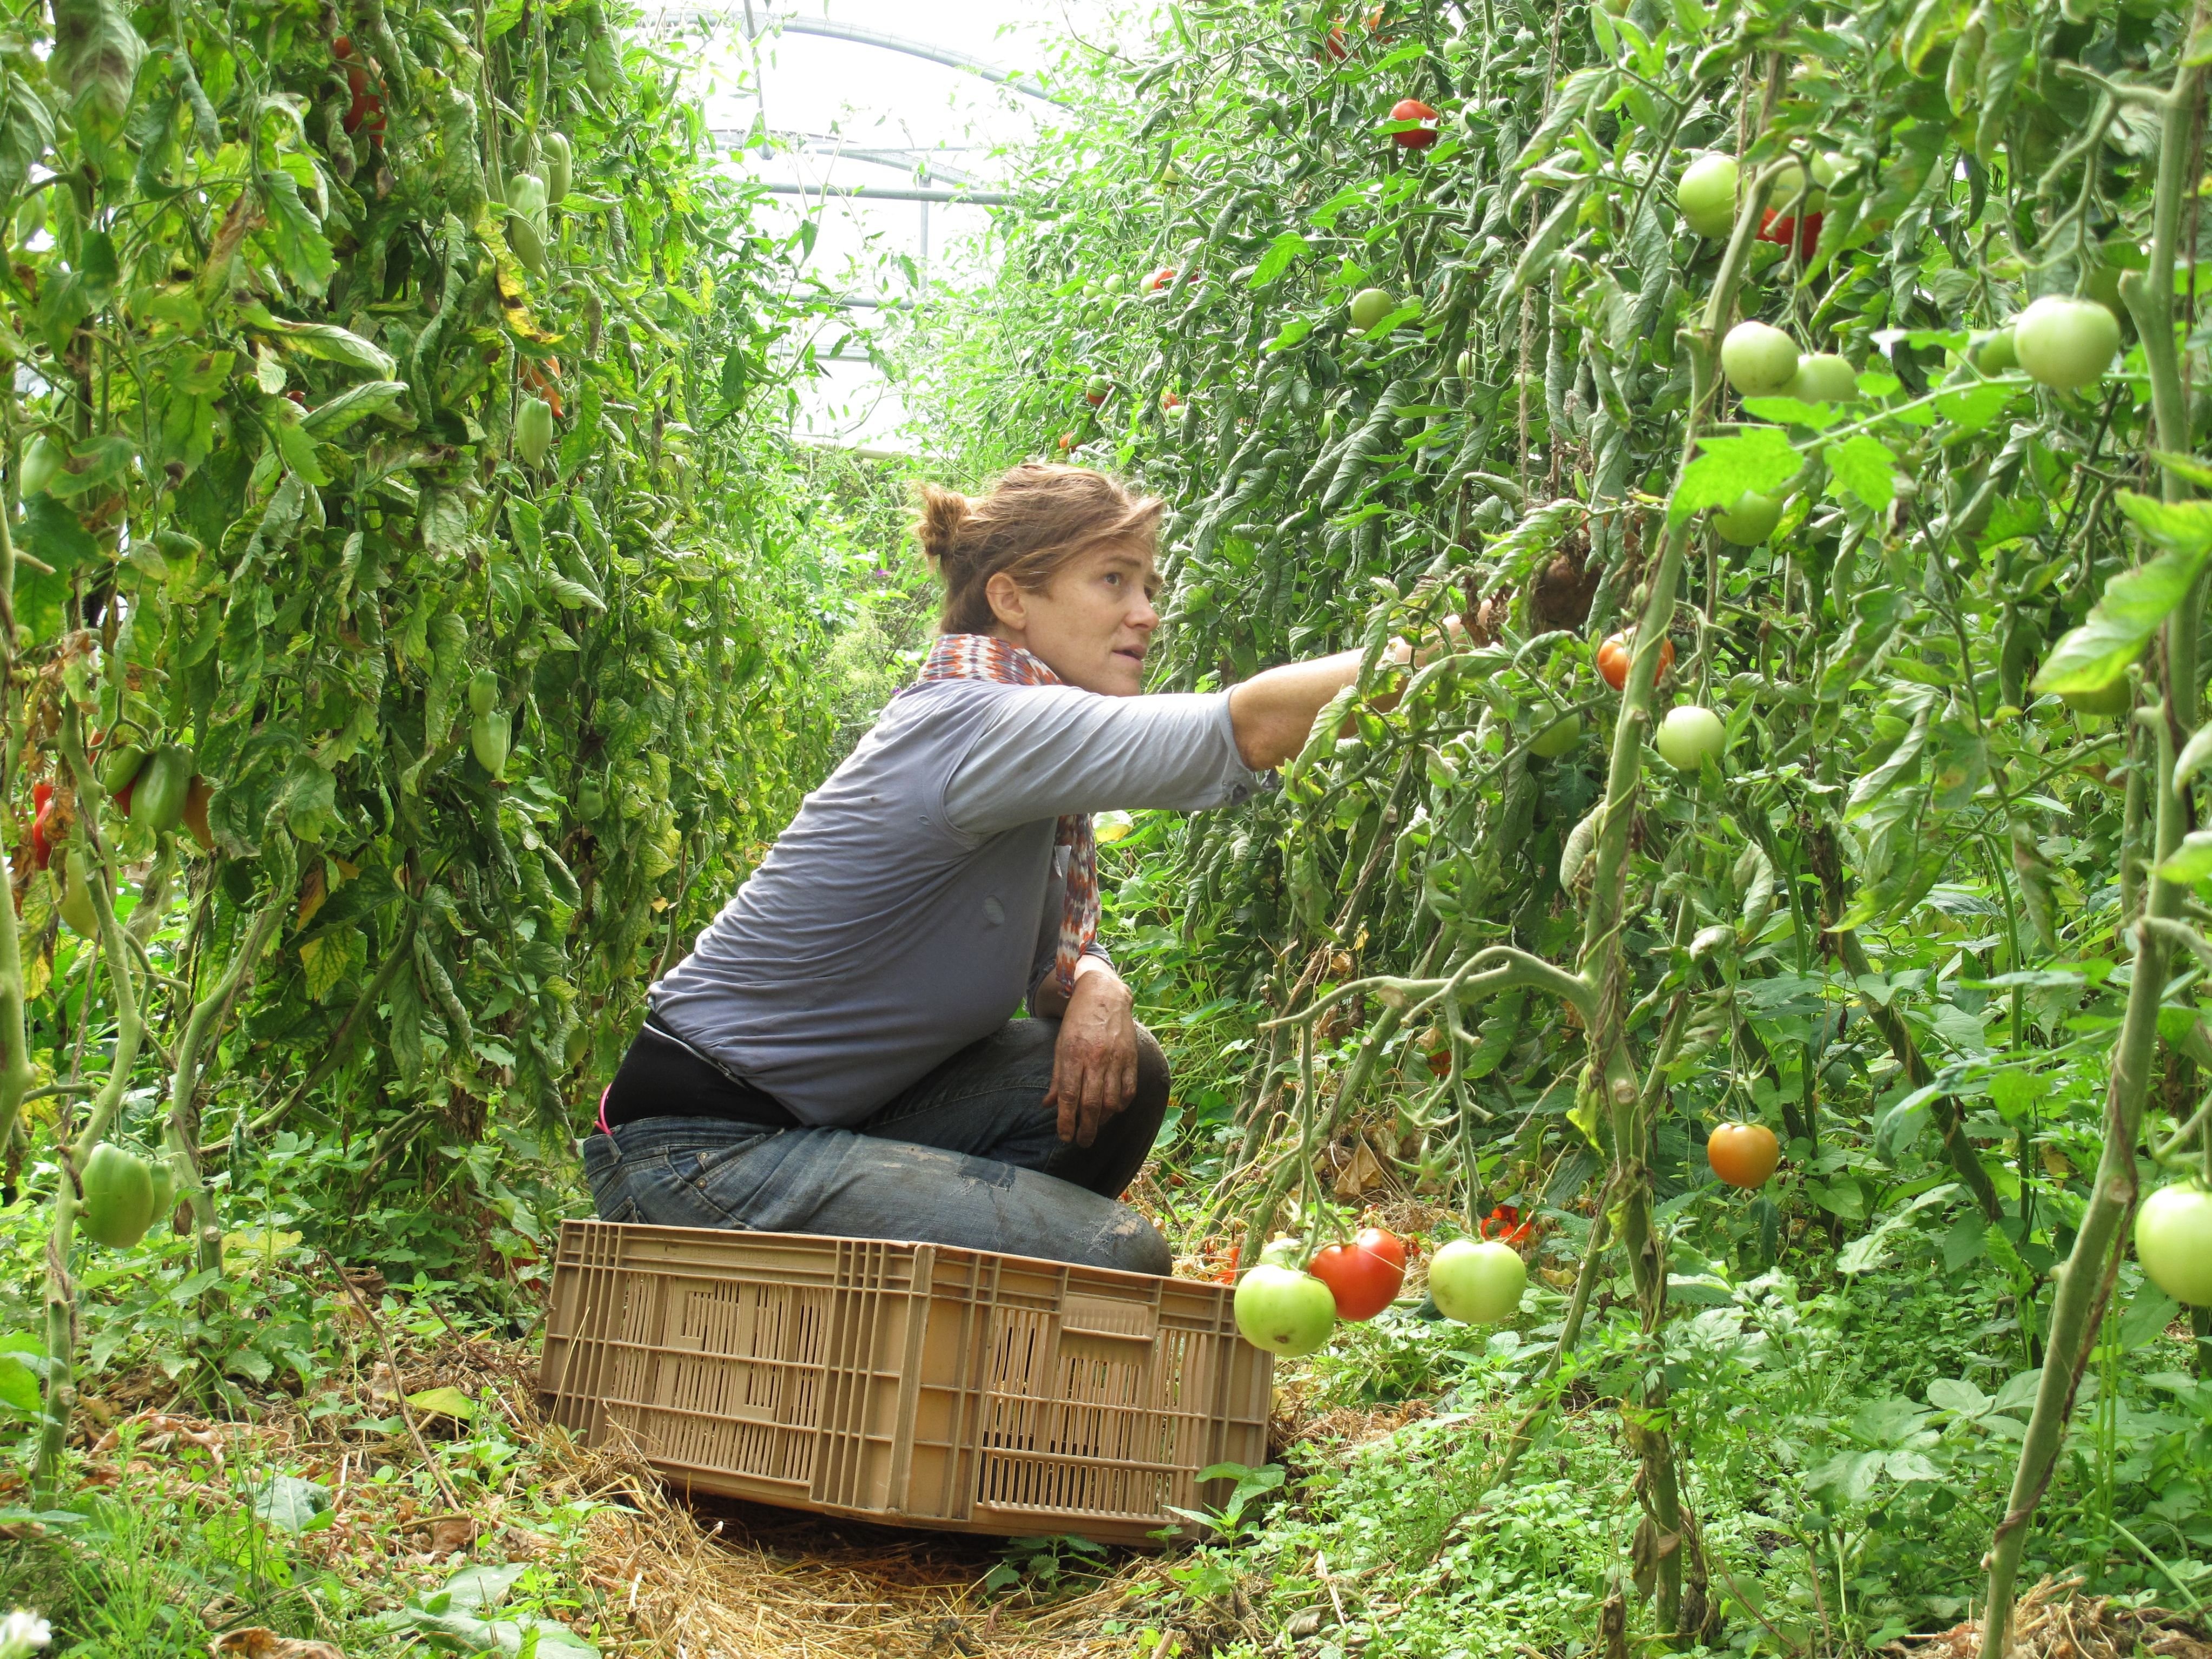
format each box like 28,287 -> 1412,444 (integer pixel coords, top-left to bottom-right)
1891,1577 -> 2212,1659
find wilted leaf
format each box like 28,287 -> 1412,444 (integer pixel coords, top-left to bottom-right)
251,1473 -> 332,1532
208,1629 -> 346,1659
49,0 -> 144,121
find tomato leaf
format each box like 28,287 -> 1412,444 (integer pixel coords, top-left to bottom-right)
1824,433 -> 1898,509
1932,379 -> 2018,437
1249,233 -> 1307,288
241,305 -> 398,377
2155,829 -> 2212,885
2031,497 -> 2212,694
1669,425 -> 1800,526
1740,395 -> 1841,429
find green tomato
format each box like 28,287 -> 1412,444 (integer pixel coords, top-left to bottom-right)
1721,321 -> 1801,397
471,708 -> 511,781
1788,352 -> 1857,405
1713,490 -> 1781,545
2061,677 -> 2133,717
80,1141 -> 154,1250
542,131 -> 573,204
1428,1239 -> 1526,1325
508,171 -> 549,222
2013,295 -> 2122,392
1655,705 -> 1727,769
97,742 -> 147,798
2136,1183 -> 2212,1306
1234,1263 -> 1338,1355
1809,150 -> 1851,188
1971,327 -> 2018,374
57,854 -> 98,938
1767,157 -> 1823,211
128,745 -> 193,834
19,433 -> 64,498
516,396 -> 556,468
1528,713 -> 1582,758
1676,152 -> 1738,239
1454,348 -> 1475,380
1348,287 -> 1396,332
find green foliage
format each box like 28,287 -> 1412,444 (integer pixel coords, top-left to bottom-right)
912,0 -> 2212,1636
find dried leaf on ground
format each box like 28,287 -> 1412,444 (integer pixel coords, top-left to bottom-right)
207,1630 -> 346,1659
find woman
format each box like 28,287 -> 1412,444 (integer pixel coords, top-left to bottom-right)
581,464 -> 1405,1274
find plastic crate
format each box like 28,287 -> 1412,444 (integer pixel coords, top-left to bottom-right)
536,1220 -> 1273,1544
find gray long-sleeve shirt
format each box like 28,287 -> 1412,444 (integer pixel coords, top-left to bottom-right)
647,679 -> 1270,1127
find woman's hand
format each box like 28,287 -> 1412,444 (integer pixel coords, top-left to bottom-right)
1046,959 -> 1141,1147
1228,614 -> 1467,768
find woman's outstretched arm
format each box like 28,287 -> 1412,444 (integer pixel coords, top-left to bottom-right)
1227,617 -> 1460,771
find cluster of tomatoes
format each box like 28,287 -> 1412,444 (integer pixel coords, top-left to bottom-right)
1230,1218 -> 1532,1357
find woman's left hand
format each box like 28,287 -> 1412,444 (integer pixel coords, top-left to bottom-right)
1047,963 -> 1140,1147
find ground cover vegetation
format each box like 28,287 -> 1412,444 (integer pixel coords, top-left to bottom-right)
901,0 -> 2212,1650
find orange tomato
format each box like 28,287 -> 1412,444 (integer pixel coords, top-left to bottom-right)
1707,1122 -> 1781,1190
1597,630 -> 1674,692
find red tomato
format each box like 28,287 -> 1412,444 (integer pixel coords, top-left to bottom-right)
1160,390 -> 1184,412
1143,266 -> 1177,294
1757,209 -> 1821,259
1307,1228 -> 1406,1321
1355,1225 -> 1407,1270
1707,1122 -> 1781,1189
1390,97 -> 1439,150
1056,432 -> 1074,452
27,783 -> 53,872
1321,25 -> 1349,60
333,40 -> 386,139
1597,630 -> 1674,692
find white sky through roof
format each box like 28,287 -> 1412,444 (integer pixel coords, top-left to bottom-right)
634,2 -> 1130,453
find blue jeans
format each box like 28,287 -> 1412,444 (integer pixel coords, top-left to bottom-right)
578,1018 -> 1173,1274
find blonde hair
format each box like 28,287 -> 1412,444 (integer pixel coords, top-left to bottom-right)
914,464 -> 1166,635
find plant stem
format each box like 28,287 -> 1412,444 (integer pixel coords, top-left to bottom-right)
34,705 -> 148,1501
1978,707 -> 2182,1657
167,836 -> 294,1294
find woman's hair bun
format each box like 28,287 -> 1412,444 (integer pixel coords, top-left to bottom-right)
914,483 -> 971,565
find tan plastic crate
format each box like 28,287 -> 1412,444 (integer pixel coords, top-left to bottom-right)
536,1220 -> 1273,1545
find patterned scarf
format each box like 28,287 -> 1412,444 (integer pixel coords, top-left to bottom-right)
901,633 -> 1097,996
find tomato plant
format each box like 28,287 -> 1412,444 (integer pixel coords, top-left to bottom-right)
927,0 -> 2212,1641
0,0 -> 861,1499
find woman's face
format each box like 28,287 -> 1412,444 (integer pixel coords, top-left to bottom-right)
986,539 -> 1161,696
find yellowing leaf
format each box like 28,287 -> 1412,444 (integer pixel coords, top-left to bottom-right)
406,1386 -> 477,1422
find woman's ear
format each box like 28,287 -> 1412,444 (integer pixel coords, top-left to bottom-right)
984,570 -> 1029,632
